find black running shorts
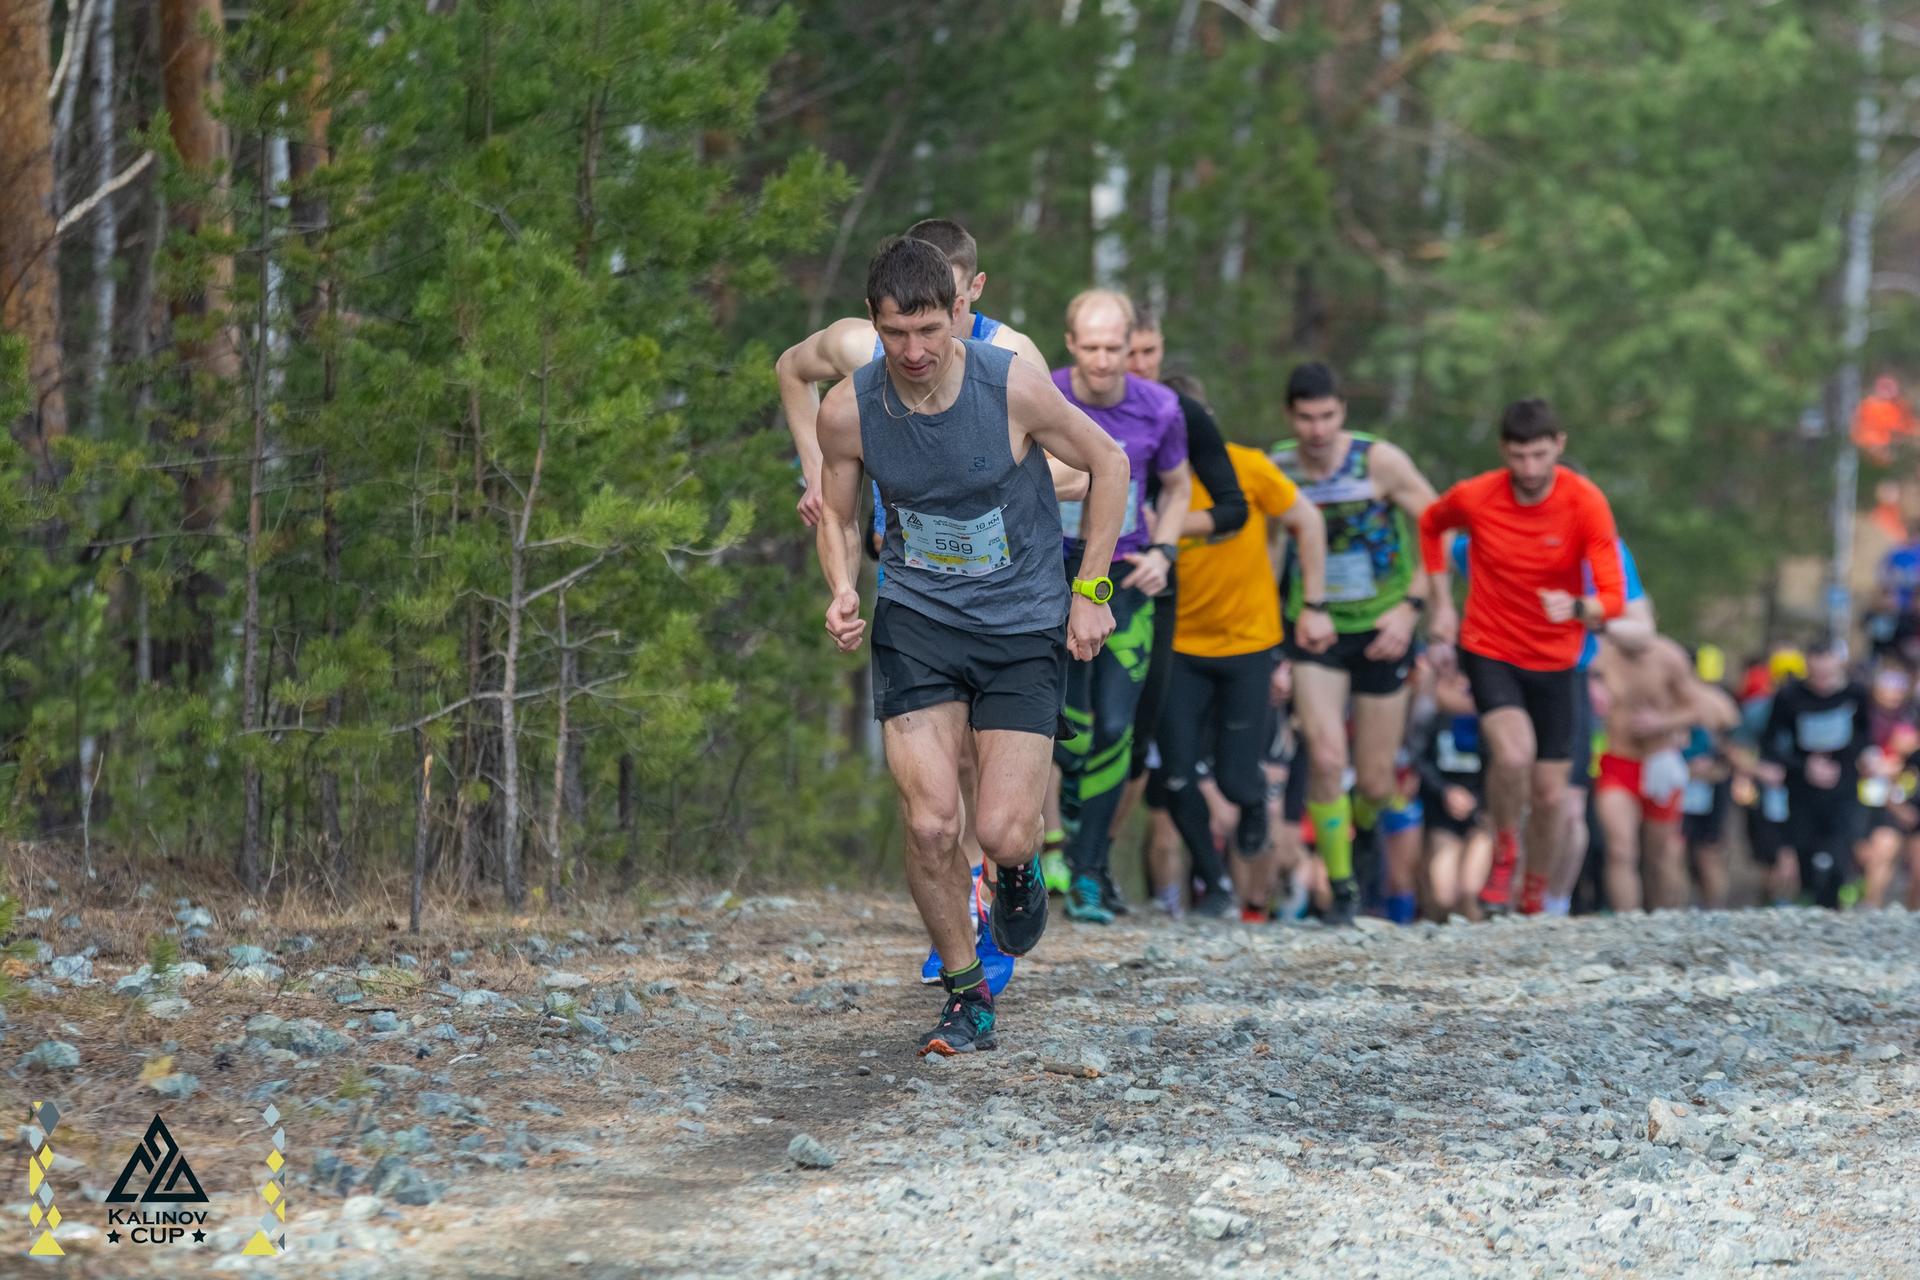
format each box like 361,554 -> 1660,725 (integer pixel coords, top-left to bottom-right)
1459,649 -> 1578,763
1284,627 -> 1414,696
870,599 -> 1066,737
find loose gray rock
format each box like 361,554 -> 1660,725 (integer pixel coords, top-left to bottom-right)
49,954 -> 92,982
1189,1206 -> 1249,1240
21,1040 -> 79,1071
150,1072 -> 199,1100
340,1195 -> 383,1222
787,1134 -> 836,1169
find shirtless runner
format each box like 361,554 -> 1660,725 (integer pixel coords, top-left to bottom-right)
1590,634 -> 1737,911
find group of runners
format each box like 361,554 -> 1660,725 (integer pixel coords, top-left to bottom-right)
778,220 -> 1886,1057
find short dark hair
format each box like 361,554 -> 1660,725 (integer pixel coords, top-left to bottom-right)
1807,634 -> 1845,660
865,237 -> 957,319
1132,306 -> 1161,334
1285,362 -> 1341,406
902,218 -> 978,277
1499,397 -> 1564,443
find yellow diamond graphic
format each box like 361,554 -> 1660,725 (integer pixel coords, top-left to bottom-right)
28,1162 -> 43,1194
29,1203 -> 42,1228
274,1200 -> 286,1221
266,1150 -> 284,1172
46,1206 -> 60,1230
38,1146 -> 54,1170
262,1181 -> 280,1204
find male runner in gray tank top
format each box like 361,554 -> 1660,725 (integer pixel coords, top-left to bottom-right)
815,237 -> 1130,1056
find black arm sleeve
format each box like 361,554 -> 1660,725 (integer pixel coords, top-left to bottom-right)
1760,684 -> 1799,769
1178,393 -> 1248,538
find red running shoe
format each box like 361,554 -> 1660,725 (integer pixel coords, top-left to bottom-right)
1480,830 -> 1519,912
1519,871 -> 1548,916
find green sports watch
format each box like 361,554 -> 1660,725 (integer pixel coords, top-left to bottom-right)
1071,575 -> 1114,605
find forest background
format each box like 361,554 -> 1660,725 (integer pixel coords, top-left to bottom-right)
0,0 -> 1910,908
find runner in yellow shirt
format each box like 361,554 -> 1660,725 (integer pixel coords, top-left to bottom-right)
1153,376 -> 1329,917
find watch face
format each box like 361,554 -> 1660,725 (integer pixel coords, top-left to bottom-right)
1096,579 -> 1113,603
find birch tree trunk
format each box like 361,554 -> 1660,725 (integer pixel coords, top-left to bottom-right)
85,0 -> 118,436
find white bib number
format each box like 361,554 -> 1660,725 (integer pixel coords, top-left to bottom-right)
1058,485 -> 1139,542
897,505 -> 1011,578
1324,548 -> 1379,604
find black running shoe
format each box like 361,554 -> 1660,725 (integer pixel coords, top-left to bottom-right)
1325,877 -> 1359,927
917,986 -> 997,1056
1191,885 -> 1235,919
989,856 -> 1049,956
1098,867 -> 1133,916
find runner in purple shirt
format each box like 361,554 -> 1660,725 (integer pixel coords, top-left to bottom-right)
1051,367 -> 1187,561
1050,289 -> 1193,924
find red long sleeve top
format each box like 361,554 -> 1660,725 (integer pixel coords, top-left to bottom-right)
1418,466 -> 1626,671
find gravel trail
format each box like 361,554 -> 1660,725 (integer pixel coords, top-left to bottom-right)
15,897 -> 1920,1277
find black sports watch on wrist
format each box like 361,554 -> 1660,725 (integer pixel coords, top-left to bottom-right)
1302,599 -> 1330,613
1406,596 -> 1427,614
1149,542 -> 1179,563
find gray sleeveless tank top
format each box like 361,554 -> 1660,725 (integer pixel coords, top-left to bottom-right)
856,340 -> 1066,635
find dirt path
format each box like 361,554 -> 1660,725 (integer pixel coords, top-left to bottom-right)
12,895 -> 1920,1278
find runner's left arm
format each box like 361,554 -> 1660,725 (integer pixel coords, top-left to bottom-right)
1578,486 -> 1627,621
1364,443 -> 1440,660
1002,327 -> 1091,501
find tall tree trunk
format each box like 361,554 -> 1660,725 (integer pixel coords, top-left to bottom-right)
238,126 -> 273,893
0,0 -> 70,482
85,0 -> 118,436
546,590 -> 571,901
410,733 -> 431,932
158,0 -> 236,528
291,29 -> 345,885
1832,0 -> 1884,640
497,345 -> 551,911
615,750 -> 638,890
573,0 -> 606,272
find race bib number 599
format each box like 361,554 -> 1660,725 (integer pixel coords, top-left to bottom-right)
897,506 -> 1012,578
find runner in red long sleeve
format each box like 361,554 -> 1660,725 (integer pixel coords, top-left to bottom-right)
1418,399 -> 1626,912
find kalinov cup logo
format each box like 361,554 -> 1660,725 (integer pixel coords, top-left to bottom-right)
104,1114 -> 210,1246
22,1104 -> 289,1256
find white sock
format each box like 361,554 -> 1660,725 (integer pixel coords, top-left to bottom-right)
1543,894 -> 1572,917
